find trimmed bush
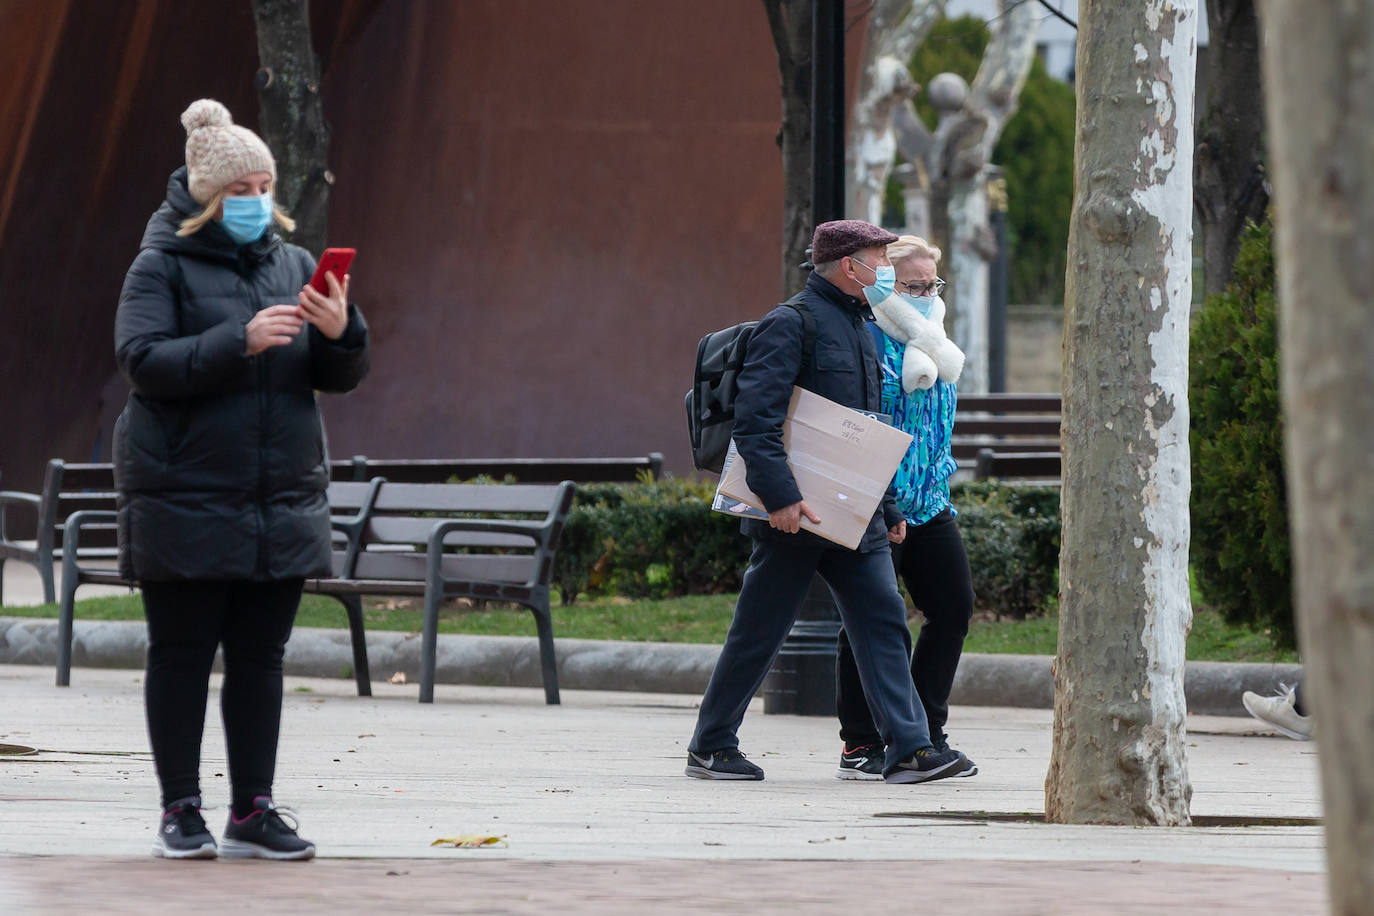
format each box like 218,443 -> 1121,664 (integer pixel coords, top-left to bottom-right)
950,481 -> 1060,619
553,477 -> 747,605
1189,216 -> 1294,647
554,476 -> 1061,620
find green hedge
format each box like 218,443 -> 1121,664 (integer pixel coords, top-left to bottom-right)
1189,216 -> 1294,647
553,476 -> 1060,620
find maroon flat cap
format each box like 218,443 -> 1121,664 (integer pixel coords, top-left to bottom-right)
810,219 -> 899,264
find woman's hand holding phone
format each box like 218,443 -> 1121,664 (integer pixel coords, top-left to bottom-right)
298,270 -> 350,340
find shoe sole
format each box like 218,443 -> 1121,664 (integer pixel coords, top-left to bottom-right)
150,839 -> 217,859
883,755 -> 973,784
219,838 -> 316,860
684,764 -> 764,781
835,768 -> 884,781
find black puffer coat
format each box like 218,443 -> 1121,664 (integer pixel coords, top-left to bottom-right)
113,168 -> 369,582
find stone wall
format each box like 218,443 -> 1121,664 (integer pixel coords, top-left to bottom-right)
1005,305 -> 1064,393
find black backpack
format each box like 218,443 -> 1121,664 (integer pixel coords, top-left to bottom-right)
684,299 -> 816,473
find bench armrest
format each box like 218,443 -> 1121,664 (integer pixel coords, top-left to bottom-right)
0,491 -> 42,545
60,509 -> 120,581
424,519 -> 549,591
328,477 -> 383,579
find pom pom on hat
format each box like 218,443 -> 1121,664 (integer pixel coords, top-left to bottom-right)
180,99 -> 277,205
181,99 -> 233,134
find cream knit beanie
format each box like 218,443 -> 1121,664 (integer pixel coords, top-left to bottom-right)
181,99 -> 276,205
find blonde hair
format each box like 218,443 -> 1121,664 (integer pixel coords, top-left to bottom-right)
177,189 -> 296,237
887,234 -> 942,266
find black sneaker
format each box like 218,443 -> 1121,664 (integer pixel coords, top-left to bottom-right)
151,796 -> 217,859
220,797 -> 316,860
884,745 -> 973,784
835,743 -> 885,781
684,748 -> 765,780
932,733 -> 978,777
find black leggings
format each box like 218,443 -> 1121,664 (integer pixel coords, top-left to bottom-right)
836,509 -> 974,747
141,579 -> 303,811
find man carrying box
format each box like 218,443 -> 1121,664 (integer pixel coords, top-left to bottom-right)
684,220 -> 972,783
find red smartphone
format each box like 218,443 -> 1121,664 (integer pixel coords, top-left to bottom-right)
309,247 -> 355,294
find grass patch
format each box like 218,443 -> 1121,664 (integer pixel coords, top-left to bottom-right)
2,589 -> 1297,663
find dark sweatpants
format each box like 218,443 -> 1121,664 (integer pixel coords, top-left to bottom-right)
689,535 -> 932,775
836,509 -> 974,748
141,578 -> 303,811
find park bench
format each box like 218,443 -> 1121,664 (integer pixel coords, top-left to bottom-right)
952,393 -> 1062,482
1,460 -> 119,606
329,453 -> 662,484
305,479 -> 577,705
55,478 -> 384,696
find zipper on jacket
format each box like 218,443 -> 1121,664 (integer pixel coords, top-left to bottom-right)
254,300 -> 269,580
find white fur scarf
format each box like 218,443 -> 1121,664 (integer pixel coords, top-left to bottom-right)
869,293 -> 965,392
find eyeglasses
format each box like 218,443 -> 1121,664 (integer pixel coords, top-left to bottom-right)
898,277 -> 946,297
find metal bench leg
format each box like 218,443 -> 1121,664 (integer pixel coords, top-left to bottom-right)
0,557 -> 5,606
419,587 -> 441,704
56,561 -> 78,687
531,603 -> 560,706
336,594 -> 371,697
40,555 -> 55,606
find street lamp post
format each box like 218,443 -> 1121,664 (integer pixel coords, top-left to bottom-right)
764,0 -> 847,717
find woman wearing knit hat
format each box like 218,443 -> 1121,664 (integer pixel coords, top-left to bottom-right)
113,99 -> 370,860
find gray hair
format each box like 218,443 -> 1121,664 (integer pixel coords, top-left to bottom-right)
813,259 -> 842,279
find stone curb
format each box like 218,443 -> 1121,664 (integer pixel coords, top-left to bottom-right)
0,616 -> 1302,717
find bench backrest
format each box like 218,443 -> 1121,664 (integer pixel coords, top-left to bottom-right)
350,480 -> 577,587
329,454 -> 662,484
953,393 -> 1063,478
44,461 -> 119,554
973,449 -> 1062,482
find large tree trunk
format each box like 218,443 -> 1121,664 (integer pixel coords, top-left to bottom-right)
1258,2 -> 1374,908
1045,0 -> 1197,826
764,0 -> 813,299
1194,0 -> 1268,300
251,0 -> 331,256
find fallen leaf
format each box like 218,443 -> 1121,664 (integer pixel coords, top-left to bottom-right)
431,834 -> 508,849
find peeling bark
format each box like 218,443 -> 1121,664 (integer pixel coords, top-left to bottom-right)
251,0 -> 331,256
764,0 -> 813,298
1045,0 -> 1196,826
1258,2 -> 1374,908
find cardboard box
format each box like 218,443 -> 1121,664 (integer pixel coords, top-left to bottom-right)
714,387 -> 913,549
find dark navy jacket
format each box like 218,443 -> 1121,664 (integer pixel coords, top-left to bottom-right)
113,168 -> 370,582
734,272 -> 902,552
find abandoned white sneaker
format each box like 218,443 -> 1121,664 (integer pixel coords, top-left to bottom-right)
1242,686 -> 1313,741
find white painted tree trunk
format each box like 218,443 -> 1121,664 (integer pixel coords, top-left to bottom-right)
949,181 -> 989,391
940,0 -> 1037,393
1044,0 -> 1197,826
847,0 -> 942,223
1258,1 -> 1374,908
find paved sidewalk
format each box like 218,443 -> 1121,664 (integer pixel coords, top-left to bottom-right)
0,664 -> 1327,913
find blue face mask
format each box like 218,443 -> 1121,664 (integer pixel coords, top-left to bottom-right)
220,193 -> 274,245
899,292 -> 936,318
853,258 -> 896,307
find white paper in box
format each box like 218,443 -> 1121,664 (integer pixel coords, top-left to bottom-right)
713,387 -> 913,549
